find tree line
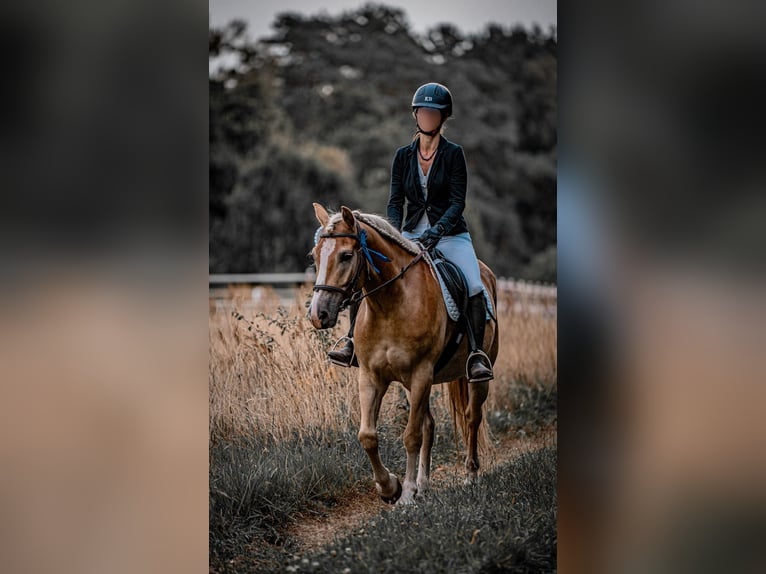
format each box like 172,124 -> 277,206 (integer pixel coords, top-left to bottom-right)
210,3 -> 556,281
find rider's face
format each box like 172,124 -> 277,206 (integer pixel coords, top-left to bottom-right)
415,107 -> 442,133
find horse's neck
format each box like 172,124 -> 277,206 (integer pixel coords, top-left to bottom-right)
360,224 -> 426,310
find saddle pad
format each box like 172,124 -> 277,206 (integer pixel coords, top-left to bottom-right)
431,250 -> 468,316
424,251 -> 495,323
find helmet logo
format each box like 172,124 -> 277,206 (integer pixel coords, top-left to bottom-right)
424,96 -> 432,101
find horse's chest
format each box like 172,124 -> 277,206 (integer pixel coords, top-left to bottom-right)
360,335 -> 435,382
356,299 -> 445,379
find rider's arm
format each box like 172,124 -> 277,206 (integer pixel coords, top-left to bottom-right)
432,145 -> 467,235
387,149 -> 405,230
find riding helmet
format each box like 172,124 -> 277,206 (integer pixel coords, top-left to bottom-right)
411,82 -> 453,117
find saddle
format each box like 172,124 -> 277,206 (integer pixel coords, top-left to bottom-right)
429,248 -> 470,375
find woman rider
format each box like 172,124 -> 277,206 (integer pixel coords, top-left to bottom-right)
328,82 -> 493,383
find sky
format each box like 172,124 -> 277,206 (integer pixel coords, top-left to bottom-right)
209,0 -> 557,40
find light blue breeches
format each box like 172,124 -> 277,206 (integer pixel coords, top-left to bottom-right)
402,229 -> 484,296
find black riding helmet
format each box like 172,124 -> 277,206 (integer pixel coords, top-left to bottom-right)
412,82 -> 453,116
412,82 -> 452,136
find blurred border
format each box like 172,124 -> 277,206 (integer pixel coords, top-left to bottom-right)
0,2 -> 208,573
559,1 -> 766,572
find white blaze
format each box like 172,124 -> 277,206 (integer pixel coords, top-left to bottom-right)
309,238 -> 336,324
315,238 -> 335,285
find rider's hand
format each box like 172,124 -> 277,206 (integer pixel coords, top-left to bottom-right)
417,227 -> 442,250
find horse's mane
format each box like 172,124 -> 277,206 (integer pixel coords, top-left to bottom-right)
326,210 -> 419,255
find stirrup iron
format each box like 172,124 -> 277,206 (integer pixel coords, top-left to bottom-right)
466,349 -> 493,382
328,335 -> 356,368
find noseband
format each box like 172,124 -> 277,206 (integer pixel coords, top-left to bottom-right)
312,225 -> 368,309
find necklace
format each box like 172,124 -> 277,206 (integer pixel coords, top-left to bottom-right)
418,145 -> 437,162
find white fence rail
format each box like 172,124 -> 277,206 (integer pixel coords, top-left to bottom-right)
209,273 -> 312,286
496,278 -> 557,299
209,274 -> 556,308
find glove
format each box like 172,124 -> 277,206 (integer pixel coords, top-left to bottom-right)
417,227 -> 442,250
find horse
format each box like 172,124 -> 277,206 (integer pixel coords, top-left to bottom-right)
308,204 -> 499,505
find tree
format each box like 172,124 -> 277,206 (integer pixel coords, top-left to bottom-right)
209,4 -> 557,281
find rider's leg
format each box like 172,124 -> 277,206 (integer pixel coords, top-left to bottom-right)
434,233 -> 493,383
327,300 -> 359,367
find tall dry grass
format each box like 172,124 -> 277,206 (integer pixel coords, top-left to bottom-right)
209,284 -> 556,443
487,289 -> 558,414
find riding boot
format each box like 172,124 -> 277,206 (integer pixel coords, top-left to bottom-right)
327,300 -> 360,367
466,293 -> 493,383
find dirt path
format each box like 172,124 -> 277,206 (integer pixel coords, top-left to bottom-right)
286,426 -> 556,551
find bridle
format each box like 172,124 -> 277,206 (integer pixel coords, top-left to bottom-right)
312,222 -> 425,311
312,225 -> 368,307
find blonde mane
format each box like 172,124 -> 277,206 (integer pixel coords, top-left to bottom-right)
326,210 -> 419,255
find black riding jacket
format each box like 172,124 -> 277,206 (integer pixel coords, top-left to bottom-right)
387,135 -> 470,237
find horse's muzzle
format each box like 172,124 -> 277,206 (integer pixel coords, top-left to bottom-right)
309,292 -> 341,329
315,307 -> 338,329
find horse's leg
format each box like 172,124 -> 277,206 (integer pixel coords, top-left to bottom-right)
417,403 -> 435,493
465,379 -> 489,484
400,387 -> 434,491
398,367 -> 433,505
358,371 -> 400,503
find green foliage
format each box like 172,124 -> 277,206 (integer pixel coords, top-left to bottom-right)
210,3 -> 557,280
521,245 -> 557,283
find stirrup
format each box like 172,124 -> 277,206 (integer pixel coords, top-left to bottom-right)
328,336 -> 357,368
466,349 -> 493,382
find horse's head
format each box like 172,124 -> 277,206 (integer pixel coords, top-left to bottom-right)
309,204 -> 363,329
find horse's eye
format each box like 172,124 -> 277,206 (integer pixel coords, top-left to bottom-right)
339,251 -> 354,262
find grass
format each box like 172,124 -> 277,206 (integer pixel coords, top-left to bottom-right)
487,381 -> 558,435
209,286 -> 556,443
209,284 -> 557,572
209,426 -> 374,572
210,421 -> 470,573
296,447 -> 558,574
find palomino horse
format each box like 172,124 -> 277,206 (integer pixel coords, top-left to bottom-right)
309,204 -> 499,505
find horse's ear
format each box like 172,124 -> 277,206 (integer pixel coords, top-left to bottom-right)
313,203 -> 329,227
340,206 -> 355,229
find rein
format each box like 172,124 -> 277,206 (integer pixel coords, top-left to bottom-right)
312,223 -> 424,311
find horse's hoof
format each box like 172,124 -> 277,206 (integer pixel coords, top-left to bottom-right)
378,476 -> 402,505
396,491 -> 417,506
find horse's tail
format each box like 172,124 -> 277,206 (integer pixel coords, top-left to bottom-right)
447,377 -> 490,455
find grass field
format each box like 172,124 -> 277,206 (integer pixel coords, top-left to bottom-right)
210,285 -> 557,572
